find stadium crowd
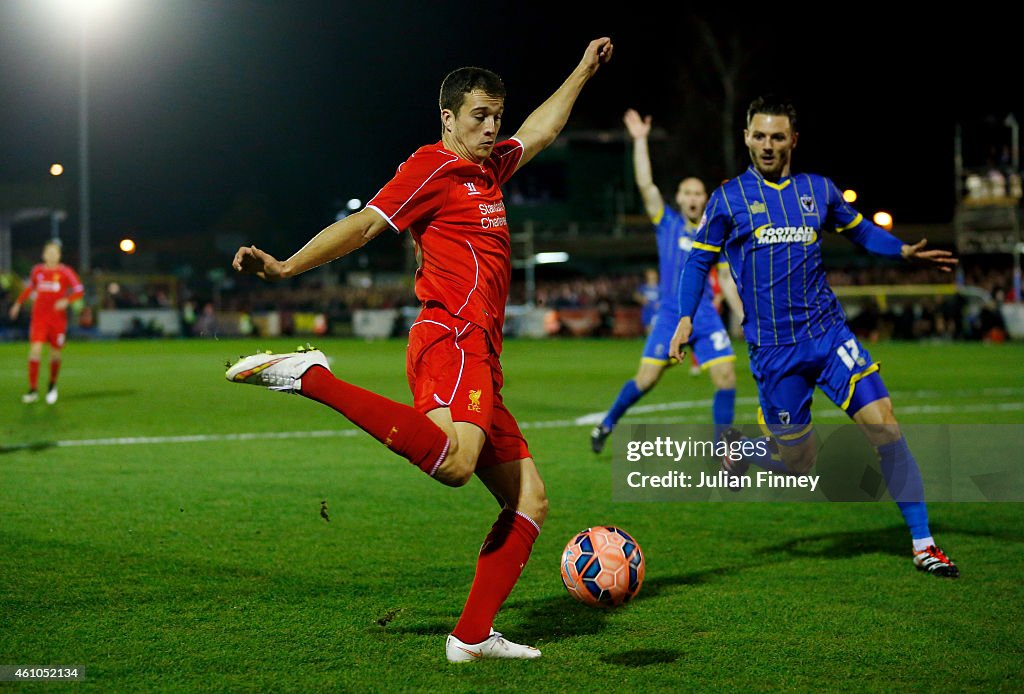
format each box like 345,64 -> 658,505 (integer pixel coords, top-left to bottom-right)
0,263 -> 1017,343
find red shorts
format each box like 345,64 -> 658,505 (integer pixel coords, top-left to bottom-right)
406,306 -> 530,469
29,317 -> 67,349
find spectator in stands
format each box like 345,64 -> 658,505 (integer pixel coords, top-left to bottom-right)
979,288 -> 1008,342
195,302 -> 217,337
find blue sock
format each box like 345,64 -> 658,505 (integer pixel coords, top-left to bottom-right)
712,388 -> 736,442
878,436 -> 931,540
602,380 -> 645,431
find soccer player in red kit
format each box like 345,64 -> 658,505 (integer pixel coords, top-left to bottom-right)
9,241 -> 84,404
226,38 -> 613,661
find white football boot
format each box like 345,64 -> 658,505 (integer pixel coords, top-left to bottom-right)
45,385 -> 59,405
445,629 -> 541,663
225,348 -> 329,393
21,390 -> 39,404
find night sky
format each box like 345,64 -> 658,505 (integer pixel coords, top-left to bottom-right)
1,1 -> 1020,266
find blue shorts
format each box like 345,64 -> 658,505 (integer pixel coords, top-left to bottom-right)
641,305 -> 656,330
643,309 -> 735,370
748,321 -> 886,444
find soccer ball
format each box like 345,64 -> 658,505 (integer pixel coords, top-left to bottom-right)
560,526 -> 645,608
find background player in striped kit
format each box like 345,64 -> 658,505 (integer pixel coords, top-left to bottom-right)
670,96 -> 960,577
591,109 -> 743,454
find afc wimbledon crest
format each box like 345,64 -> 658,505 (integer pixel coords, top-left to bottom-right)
800,195 -> 815,213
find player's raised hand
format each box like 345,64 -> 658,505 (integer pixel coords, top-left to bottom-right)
623,109 -> 652,140
668,316 -> 693,362
900,239 -> 958,272
233,245 -> 285,280
8,303 -> 19,320
578,37 -> 613,77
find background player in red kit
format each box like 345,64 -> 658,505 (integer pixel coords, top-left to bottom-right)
9,240 -> 84,404
226,38 -> 613,662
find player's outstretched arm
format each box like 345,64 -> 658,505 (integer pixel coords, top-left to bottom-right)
512,37 -> 613,170
830,179 -> 956,272
232,209 -> 391,280
623,109 -> 664,220
841,222 -> 958,272
900,238 -> 958,272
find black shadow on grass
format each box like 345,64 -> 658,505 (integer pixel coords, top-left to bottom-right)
760,521 -> 1011,557
502,596 -> 610,644
639,566 -> 739,599
758,525 -> 917,561
380,596 -> 613,645
601,648 -> 681,667
0,441 -> 58,454
491,562 -> 754,646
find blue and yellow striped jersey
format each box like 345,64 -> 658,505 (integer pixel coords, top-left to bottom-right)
678,166 -> 904,346
652,205 -> 718,323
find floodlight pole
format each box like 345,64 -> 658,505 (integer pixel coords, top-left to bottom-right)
78,19 -> 91,273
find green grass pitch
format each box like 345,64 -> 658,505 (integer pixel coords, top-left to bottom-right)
1,338 -> 1023,691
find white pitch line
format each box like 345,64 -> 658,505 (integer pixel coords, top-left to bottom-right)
618,402 -> 1024,426
10,390 -> 1024,450
572,386 -> 1024,426
573,397 -> 762,426
53,429 -> 361,448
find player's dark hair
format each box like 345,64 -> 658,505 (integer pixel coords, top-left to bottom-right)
746,95 -> 798,130
439,67 -> 506,115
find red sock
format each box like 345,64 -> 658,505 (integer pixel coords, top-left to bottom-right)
452,509 -> 540,644
28,358 -> 40,390
300,366 -> 450,475
49,358 -> 61,386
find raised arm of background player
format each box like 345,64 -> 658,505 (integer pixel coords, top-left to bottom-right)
624,108 -> 743,327
668,183 -> 958,361
622,109 -> 664,219
232,38 -> 614,280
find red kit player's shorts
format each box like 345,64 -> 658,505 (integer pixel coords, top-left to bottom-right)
406,305 -> 531,469
29,316 -> 67,349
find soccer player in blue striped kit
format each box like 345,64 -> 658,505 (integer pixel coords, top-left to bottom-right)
591,109 -> 743,455
670,96 -> 960,577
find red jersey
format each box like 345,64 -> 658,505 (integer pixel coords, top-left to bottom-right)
17,263 -> 84,320
367,139 -> 524,354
